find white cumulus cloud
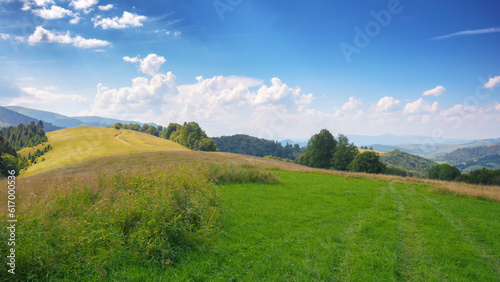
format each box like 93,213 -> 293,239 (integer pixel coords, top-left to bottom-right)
404,98 -> 438,115
33,5 -> 78,22
341,96 -> 362,111
71,0 -> 97,12
8,86 -> 87,107
484,76 -> 500,88
250,78 -> 301,105
98,4 -> 113,11
124,54 -> 167,77
86,54 -> 319,137
27,26 -> 111,48
375,96 -> 400,112
93,12 -> 147,29
423,85 -> 446,96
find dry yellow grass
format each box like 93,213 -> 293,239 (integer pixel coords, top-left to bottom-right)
19,127 -> 188,177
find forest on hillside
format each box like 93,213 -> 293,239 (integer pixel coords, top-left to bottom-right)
454,154 -> 500,171
212,134 -> 306,160
0,121 -> 48,151
380,149 -> 437,177
439,143 -> 500,165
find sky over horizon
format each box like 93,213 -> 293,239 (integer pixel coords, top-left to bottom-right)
1,0 -> 500,140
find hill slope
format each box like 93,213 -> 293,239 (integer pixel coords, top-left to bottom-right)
0,106 -> 61,132
19,127 -> 188,176
380,149 -> 437,177
438,143 -> 500,165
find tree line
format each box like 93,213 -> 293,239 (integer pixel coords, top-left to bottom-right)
293,129 -> 500,186
212,134 -> 306,159
427,163 -> 500,185
113,121 -> 217,152
295,129 -> 386,174
0,121 -> 52,176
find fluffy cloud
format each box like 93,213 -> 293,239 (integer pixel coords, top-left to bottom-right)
93,12 -> 147,29
124,54 -> 167,77
341,96 -> 362,111
496,103 -> 500,112
1,33 -> 10,40
483,76 -> 500,88
89,72 -> 177,120
33,5 -> 74,19
21,0 -> 54,10
250,78 -> 301,105
87,54 -> 318,137
296,93 -> 314,112
8,86 -> 87,106
375,96 -> 400,112
403,98 -> 438,115
27,26 -> 111,48
71,0 -> 97,12
98,4 -> 113,11
423,85 -> 446,96
438,104 -> 476,117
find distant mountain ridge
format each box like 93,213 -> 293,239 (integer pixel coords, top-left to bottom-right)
5,106 -> 159,129
347,133 -> 472,146
0,106 -> 62,132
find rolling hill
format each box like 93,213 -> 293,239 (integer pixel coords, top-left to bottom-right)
438,143 -> 500,169
18,127 -> 188,177
380,149 -> 437,177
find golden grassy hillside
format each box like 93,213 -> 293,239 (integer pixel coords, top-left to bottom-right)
18,127 -> 188,177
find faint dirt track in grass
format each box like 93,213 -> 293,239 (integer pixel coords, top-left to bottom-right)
115,130 -> 130,146
420,193 -> 500,277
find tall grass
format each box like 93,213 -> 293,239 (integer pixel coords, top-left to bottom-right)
0,163 -> 278,280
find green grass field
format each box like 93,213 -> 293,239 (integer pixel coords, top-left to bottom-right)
2,127 -> 500,280
112,171 -> 500,281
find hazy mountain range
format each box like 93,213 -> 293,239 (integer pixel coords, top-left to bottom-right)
3,106 -> 159,129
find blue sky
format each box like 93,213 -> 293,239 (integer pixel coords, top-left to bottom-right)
1,0 -> 499,140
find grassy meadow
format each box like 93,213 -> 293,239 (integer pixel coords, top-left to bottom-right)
1,127 -> 500,280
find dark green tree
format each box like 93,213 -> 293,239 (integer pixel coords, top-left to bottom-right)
306,129 -> 337,169
332,134 -> 358,171
428,163 -> 461,181
146,126 -> 159,137
348,151 -> 386,174
0,154 -> 19,176
163,123 -> 182,140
